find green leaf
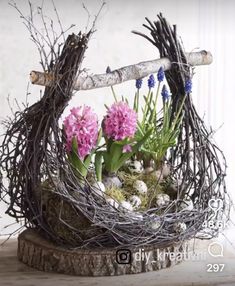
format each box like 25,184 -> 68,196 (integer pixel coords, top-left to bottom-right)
109,142 -> 123,171
114,138 -> 136,146
71,137 -> 78,154
102,139 -> 124,173
114,128 -> 153,172
133,91 -> 140,113
68,137 -> 90,178
103,152 -> 111,172
106,137 -> 113,153
95,151 -> 103,181
97,128 -> 103,146
84,155 -> 92,169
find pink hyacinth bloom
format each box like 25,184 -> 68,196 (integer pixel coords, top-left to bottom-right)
123,144 -> 132,153
63,106 -> 98,160
103,102 -> 137,141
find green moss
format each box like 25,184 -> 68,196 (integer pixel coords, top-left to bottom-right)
37,178 -> 102,246
118,171 -> 142,199
138,193 -> 148,210
117,170 -> 166,210
105,186 -> 126,202
118,171 -> 142,187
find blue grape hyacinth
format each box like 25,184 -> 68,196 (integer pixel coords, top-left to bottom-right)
136,78 -> 143,90
157,66 -> 165,82
185,79 -> 192,93
161,84 -> 169,101
148,74 -> 155,89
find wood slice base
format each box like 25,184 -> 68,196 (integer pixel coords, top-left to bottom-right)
18,229 -> 187,276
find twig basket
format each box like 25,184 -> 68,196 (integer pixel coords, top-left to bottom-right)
0,12 -> 231,276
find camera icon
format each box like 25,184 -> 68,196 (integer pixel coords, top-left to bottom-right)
116,249 -> 132,264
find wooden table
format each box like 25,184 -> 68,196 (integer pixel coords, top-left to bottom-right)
1,237 -> 235,286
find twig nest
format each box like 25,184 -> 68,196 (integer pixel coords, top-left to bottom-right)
92,181 -> 106,197
133,180 -> 148,194
173,222 -> 187,234
128,160 -> 143,174
178,199 -> 194,211
129,195 -> 142,209
120,201 -> 133,211
103,175 -> 122,189
156,193 -> 170,207
106,198 -> 119,209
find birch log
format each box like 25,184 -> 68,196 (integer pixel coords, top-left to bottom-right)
30,50 -> 212,91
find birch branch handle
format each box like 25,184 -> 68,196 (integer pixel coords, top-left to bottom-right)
30,50 -> 212,91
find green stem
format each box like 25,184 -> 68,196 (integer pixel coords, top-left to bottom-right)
111,86 -> 118,102
152,82 -> 161,123
136,89 -> 140,114
95,152 -> 103,181
171,94 -> 187,131
142,89 -> 151,125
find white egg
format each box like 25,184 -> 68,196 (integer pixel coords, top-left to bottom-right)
92,181 -> 106,197
103,176 -> 122,188
173,222 -> 187,233
128,160 -> 143,174
129,195 -> 142,208
162,164 -> 171,178
144,167 -> 154,174
133,180 -> 148,194
154,170 -> 164,182
156,194 -> 170,207
106,198 -> 119,209
178,199 -> 194,211
120,201 -> 133,211
151,221 -> 161,230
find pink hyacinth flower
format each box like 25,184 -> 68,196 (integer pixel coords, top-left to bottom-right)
123,144 -> 132,153
103,101 -> 137,141
63,106 -> 99,160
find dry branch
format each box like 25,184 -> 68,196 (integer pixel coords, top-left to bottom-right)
30,50 -> 212,90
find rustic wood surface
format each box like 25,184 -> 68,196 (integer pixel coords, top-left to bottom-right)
1,233 -> 235,286
17,229 -> 186,276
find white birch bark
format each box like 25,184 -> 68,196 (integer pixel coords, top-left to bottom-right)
30,50 -> 212,91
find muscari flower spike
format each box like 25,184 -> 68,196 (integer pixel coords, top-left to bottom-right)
185,78 -> 192,93
161,84 -> 170,101
157,66 -> 165,82
136,78 -> 143,90
148,74 -> 155,89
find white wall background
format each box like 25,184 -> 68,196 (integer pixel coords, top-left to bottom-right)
0,0 -> 234,241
